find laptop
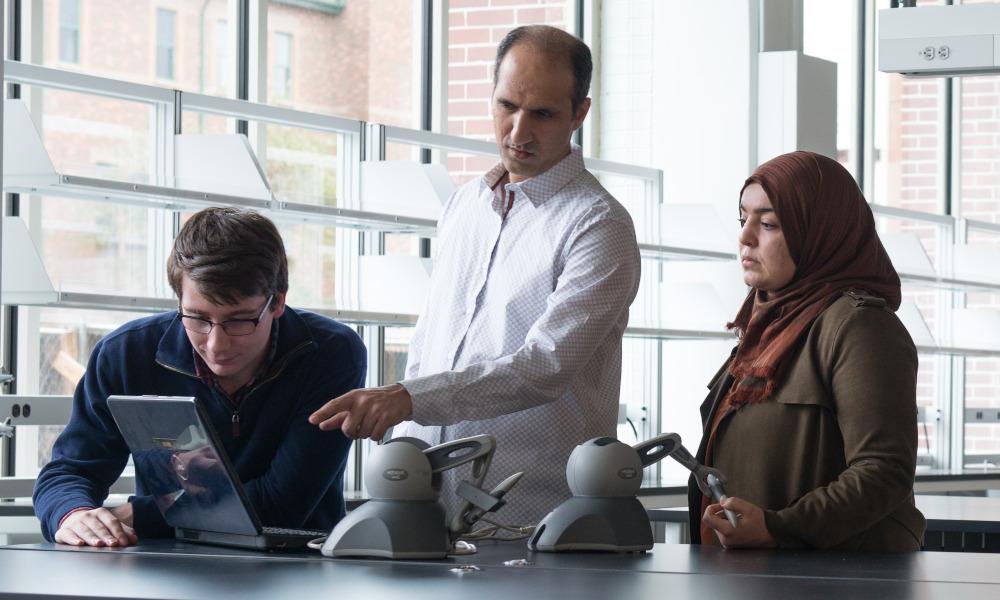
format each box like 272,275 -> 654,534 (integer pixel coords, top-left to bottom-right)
107,395 -> 327,551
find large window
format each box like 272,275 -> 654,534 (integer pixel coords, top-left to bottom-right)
6,0 -> 1000,500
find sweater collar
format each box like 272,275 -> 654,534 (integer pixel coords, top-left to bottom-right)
155,306 -> 316,377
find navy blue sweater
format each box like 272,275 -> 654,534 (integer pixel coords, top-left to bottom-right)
33,307 -> 365,541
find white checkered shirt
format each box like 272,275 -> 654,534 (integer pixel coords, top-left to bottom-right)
396,145 -> 641,526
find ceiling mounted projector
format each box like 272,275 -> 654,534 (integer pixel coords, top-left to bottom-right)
879,3 -> 1000,77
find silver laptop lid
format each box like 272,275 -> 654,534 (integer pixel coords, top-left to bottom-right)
107,395 -> 260,537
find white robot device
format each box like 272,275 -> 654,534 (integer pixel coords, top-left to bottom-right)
528,433 -> 682,553
529,432 -> 735,553
321,434 -> 522,559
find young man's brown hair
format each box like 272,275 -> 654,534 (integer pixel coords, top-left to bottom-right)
167,207 -> 288,306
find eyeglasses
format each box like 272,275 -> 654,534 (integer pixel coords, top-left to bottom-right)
179,295 -> 273,337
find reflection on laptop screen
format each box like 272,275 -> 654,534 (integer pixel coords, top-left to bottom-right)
109,396 -> 259,536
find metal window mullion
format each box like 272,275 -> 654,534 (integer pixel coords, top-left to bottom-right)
236,0 -> 250,135
152,90 -> 178,300
651,338 -> 663,483
853,0 -> 865,186
333,123 -> 367,311
861,0 -> 877,202
964,219 -> 1000,236
947,70 -> 965,470
941,78 -> 953,217
747,0 -> 761,172
4,60 -> 174,104
571,0 -> 584,148
649,166 -> 664,460
5,0 -> 21,98
869,202 -> 955,225
419,0 -> 432,163
3,0 -> 22,405
948,77 -> 963,221
0,0 -> 7,479
935,0 -> 960,471
11,0 -> 45,481
183,92 -> 360,134
365,122 -> 387,259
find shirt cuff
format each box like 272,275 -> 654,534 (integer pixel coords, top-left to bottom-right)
57,505 -> 96,529
399,375 -> 451,425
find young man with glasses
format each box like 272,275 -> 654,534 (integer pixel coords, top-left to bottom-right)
33,207 -> 366,547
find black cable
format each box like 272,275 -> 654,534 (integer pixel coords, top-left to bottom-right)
922,421 -> 931,456
626,416 -> 638,440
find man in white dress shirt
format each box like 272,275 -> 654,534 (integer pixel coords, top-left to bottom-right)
311,25 -> 641,524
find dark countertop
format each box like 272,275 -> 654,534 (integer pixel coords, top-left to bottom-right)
3,540 -> 1000,599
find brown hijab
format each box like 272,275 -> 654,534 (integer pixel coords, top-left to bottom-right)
725,151 -> 901,406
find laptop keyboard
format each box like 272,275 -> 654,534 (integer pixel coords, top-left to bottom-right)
262,526 -> 328,537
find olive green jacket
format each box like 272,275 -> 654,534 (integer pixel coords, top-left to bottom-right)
688,292 -> 926,552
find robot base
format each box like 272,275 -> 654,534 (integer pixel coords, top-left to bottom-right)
528,496 -> 653,553
321,500 -> 451,559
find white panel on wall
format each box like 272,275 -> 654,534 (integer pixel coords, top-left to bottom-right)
951,309 -> 1000,351
649,1 -> 752,220
361,161 -> 451,221
663,204 -> 737,255
174,135 -> 272,200
880,231 -> 937,278
2,99 -> 58,186
952,244 -> 1000,285
898,301 -> 936,347
757,50 -> 837,164
357,255 -> 433,314
1,218 -> 56,305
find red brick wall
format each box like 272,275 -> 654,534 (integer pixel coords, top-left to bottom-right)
960,72 -> 1000,456
446,0 -> 568,184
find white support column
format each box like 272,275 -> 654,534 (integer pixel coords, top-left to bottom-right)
759,0 -> 803,53
434,0 -> 448,134
756,51 -> 837,163
755,0 -> 837,164
248,0 -> 268,163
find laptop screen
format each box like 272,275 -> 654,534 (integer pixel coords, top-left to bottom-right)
108,396 -> 260,536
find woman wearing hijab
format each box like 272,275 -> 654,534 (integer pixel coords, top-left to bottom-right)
689,151 -> 926,552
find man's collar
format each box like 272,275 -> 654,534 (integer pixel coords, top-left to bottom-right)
479,144 -> 585,207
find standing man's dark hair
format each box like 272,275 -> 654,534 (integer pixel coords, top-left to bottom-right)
493,25 -> 592,113
167,207 -> 288,306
